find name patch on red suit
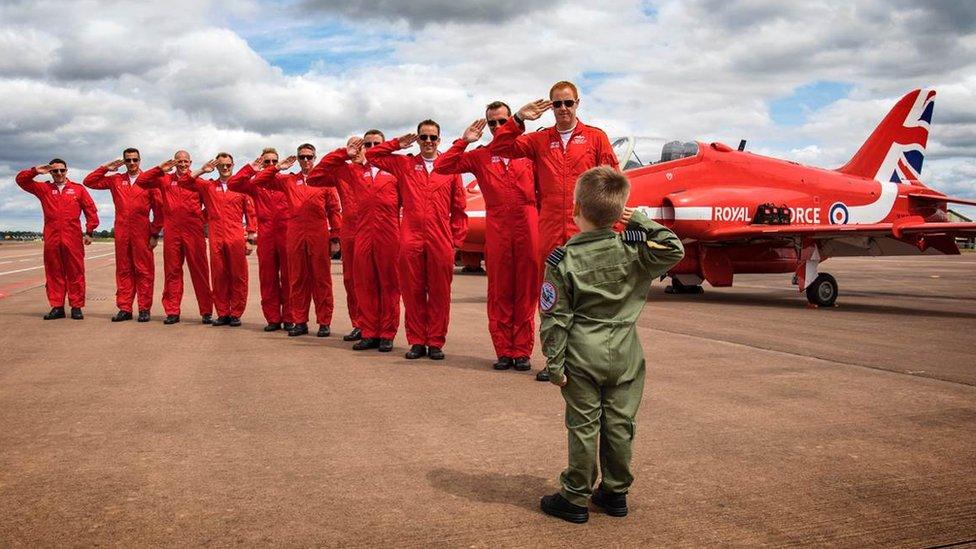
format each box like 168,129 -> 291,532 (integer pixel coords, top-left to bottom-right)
549,141 -> 560,149
540,281 -> 557,312
572,135 -> 586,144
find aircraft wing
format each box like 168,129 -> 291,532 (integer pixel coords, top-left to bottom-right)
906,191 -> 976,207
701,221 -> 976,242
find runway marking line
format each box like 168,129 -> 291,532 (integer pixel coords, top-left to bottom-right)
0,251 -> 115,277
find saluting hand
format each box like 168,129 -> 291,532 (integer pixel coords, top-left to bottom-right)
396,133 -> 418,150
347,138 -> 364,158
462,119 -> 486,143
619,206 -> 635,225
250,156 -> 264,171
158,159 -> 178,173
104,159 -> 125,171
518,99 -> 552,121
199,159 -> 216,174
278,155 -> 297,171
34,164 -> 53,174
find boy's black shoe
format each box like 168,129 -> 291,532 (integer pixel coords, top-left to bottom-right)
137,310 -> 150,322
229,317 -> 242,327
591,487 -> 628,517
288,323 -> 309,337
43,307 -> 66,320
493,357 -> 514,370
317,325 -> 331,337
428,347 -> 445,360
212,316 -> 231,326
535,369 -> 550,382
540,493 -> 588,524
513,357 -> 532,371
353,338 -> 379,350
164,315 -> 181,325
70,307 -> 84,320
201,313 -> 213,324
343,327 -> 362,341
264,323 -> 282,332
405,344 -> 426,359
111,310 -> 133,322
378,339 -> 394,352
283,322 -> 295,330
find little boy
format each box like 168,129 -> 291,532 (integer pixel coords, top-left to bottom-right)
539,166 -> 685,523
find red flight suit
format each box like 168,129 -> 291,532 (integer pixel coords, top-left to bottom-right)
366,140 -> 468,349
83,168 -> 163,313
253,168 -> 342,326
16,168 -> 99,308
178,177 -> 255,319
491,118 -> 618,267
226,164 -> 293,325
310,150 -> 401,340
135,167 -> 213,317
435,140 -> 540,358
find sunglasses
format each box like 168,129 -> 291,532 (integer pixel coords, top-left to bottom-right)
552,99 -> 576,109
263,159 -> 279,165
50,169 -> 66,174
418,134 -> 439,142
298,155 -> 315,161
124,158 -> 140,163
217,163 -> 233,169
363,141 -> 381,148
486,118 -> 508,128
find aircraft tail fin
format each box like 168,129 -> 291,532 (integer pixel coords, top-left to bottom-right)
836,89 -> 935,184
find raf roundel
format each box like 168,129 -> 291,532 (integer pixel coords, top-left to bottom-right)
828,202 -> 849,225
540,281 -> 558,312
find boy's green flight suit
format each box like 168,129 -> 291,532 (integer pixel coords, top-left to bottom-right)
540,209 -> 684,506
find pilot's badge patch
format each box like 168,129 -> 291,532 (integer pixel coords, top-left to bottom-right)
540,281 -> 557,312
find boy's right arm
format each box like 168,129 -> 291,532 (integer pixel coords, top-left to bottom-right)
540,260 -> 573,386
626,209 -> 685,278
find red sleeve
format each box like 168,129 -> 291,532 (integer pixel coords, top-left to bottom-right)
450,174 -> 469,248
306,151 -> 342,187
149,189 -> 163,236
252,166 -> 284,191
226,164 -> 257,195
79,186 -> 99,234
489,118 -> 536,160
134,167 -> 163,189
325,187 -> 342,239
595,129 -> 620,171
82,167 -> 114,190
16,168 -> 43,196
365,139 -> 410,180
244,195 -> 257,234
434,139 -> 479,175
176,174 -> 204,193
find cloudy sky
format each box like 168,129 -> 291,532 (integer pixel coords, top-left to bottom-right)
1,0 -> 974,230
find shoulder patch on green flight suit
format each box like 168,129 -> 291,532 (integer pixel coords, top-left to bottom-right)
622,228 -> 647,244
545,246 -> 566,268
540,280 -> 558,312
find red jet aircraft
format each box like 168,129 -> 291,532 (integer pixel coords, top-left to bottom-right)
460,89 -> 976,306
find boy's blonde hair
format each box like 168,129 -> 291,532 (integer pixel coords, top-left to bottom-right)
574,166 -> 630,228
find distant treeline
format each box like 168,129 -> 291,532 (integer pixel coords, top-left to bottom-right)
2,229 -> 115,240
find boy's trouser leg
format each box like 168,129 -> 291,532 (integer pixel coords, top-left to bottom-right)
559,370 -> 602,507
598,360 -> 646,494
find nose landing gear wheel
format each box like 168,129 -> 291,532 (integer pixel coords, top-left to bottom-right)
665,278 -> 705,295
806,273 -> 838,307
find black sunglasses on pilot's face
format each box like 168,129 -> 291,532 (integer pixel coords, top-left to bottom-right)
263,159 -> 278,165
363,141 -> 381,148
418,134 -> 439,142
298,155 -> 315,161
486,118 -> 508,128
124,158 -> 140,164
552,99 -> 576,109
217,163 -> 233,169
50,169 -> 66,174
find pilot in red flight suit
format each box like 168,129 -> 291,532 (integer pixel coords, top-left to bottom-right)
225,147 -> 293,333
16,159 -> 99,320
309,130 -> 401,352
83,148 -> 163,323
365,120 -> 468,361
135,150 -> 213,325
184,153 -> 257,327
489,80 -> 619,381
435,103 -> 539,373
250,145 -> 342,338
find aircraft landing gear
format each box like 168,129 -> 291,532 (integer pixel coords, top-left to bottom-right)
665,277 -> 704,295
805,273 -> 838,307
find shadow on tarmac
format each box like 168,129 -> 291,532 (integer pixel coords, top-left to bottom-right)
427,468 -> 550,511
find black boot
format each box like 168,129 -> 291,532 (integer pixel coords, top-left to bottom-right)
229,317 -> 242,327
353,337 -> 380,350
493,357 -> 514,370
164,315 -> 181,325
43,307 -> 66,320
111,310 -> 133,322
201,313 -> 213,324
513,357 -> 532,371
535,369 -> 550,382
137,310 -> 150,323
264,322 -> 282,332
405,344 -> 426,359
317,325 -> 331,337
343,327 -> 362,341
591,487 -> 628,517
288,323 -> 309,337
427,347 -> 445,360
378,339 -> 394,353
70,307 -> 84,320
212,316 -> 230,326
540,493 -> 588,524
283,322 -> 295,330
